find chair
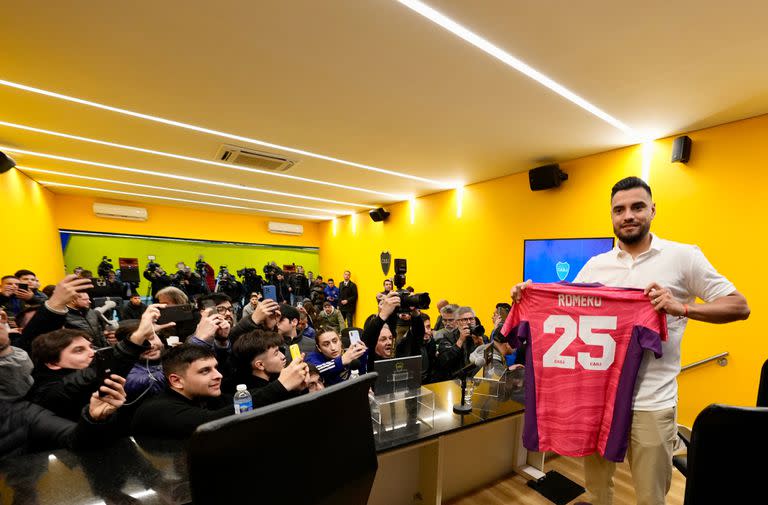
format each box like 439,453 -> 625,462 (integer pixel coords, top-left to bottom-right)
188,373 -> 379,505
678,403 -> 768,504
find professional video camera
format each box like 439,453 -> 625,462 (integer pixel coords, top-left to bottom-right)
392,258 -> 431,313
195,255 -> 207,276
145,256 -> 163,275
97,256 -> 114,278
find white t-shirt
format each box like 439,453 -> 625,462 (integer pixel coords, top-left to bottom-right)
574,234 -> 735,410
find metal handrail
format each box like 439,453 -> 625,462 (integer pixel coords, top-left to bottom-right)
680,352 -> 729,372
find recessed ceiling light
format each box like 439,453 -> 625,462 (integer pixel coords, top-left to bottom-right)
37,180 -> 331,220
17,166 -> 342,216
395,0 -> 636,136
0,79 -> 451,187
0,120 -> 409,199
0,145 -> 376,209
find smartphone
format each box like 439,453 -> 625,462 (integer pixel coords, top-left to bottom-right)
348,329 -> 361,346
91,347 -> 113,396
262,285 -> 277,302
17,283 -> 28,291
156,303 -> 196,325
289,343 -> 301,361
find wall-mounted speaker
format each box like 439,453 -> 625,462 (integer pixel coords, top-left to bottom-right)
0,151 -> 16,174
369,207 -> 390,222
671,136 -> 692,163
529,163 -> 568,191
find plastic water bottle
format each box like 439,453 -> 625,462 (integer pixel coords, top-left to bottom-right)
233,384 -> 252,414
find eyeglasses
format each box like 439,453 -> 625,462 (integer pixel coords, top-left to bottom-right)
457,317 -> 475,323
216,306 -> 234,314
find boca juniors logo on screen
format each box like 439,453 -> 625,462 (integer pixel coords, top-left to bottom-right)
555,261 -> 570,281
380,251 -> 391,275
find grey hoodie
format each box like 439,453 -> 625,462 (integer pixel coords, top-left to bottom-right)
0,346 -> 34,401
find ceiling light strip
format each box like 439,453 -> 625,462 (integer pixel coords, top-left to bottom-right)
0,120 -> 405,199
17,166 -> 342,216
395,0 -> 636,135
37,180 -> 329,220
0,145 -> 376,209
0,79 -> 448,187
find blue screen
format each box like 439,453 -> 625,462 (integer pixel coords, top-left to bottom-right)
523,238 -> 614,283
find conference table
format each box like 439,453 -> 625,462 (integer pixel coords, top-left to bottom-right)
0,371 -> 535,505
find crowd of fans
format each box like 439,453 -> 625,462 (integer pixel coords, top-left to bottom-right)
0,260 -> 524,461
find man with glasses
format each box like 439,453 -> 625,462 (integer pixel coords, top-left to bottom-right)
189,294 -> 233,363
432,304 -> 459,342
433,306 -> 483,381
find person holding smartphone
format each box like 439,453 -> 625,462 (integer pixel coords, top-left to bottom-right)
14,269 -> 48,303
0,275 -> 25,319
28,304 -> 174,421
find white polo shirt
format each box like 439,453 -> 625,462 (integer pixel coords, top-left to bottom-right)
574,234 -> 735,410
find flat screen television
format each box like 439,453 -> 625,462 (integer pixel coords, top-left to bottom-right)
523,237 -> 614,283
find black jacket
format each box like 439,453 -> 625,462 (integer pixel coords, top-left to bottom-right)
363,311 -> 425,373
28,339 -> 146,421
65,307 -> 108,347
338,281 -> 358,314
131,381 -> 292,438
120,301 -> 147,321
14,304 -> 67,352
0,400 -> 114,457
433,329 -> 480,382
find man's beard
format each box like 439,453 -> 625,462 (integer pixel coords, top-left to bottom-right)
615,221 -> 650,245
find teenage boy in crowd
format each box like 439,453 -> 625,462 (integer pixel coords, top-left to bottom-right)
306,330 -> 367,386
132,343 -> 309,438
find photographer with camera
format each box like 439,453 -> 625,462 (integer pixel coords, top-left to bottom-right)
214,266 -> 242,305
237,267 -> 264,306
432,306 -> 485,382
143,259 -> 171,298
362,290 -> 427,372
262,261 -> 282,286
287,265 -> 309,306
170,263 -> 207,300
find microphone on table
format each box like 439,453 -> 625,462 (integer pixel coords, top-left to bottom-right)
453,355 -> 486,415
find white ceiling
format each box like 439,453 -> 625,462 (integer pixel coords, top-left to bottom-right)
2,0 -> 768,221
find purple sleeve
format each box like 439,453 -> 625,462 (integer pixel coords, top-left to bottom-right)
636,326 -> 663,358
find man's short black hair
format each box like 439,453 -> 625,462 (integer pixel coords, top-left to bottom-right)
197,293 -> 232,310
279,304 -> 300,322
611,176 -> 652,199
495,302 -> 512,312
232,330 -> 283,371
115,320 -> 140,342
327,278 -> 334,283
161,344 -> 215,380
420,312 -> 431,322
1,275 -> 17,283
14,269 -> 35,279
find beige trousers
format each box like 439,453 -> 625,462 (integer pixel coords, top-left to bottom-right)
583,407 -> 677,505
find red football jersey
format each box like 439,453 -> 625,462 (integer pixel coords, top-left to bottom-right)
501,283 -> 667,461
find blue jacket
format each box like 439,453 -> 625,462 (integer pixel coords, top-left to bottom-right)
305,351 -> 367,386
323,286 -> 340,307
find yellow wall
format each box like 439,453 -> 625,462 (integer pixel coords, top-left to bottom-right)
53,194 -> 320,247
0,169 -> 65,284
320,114 -> 767,426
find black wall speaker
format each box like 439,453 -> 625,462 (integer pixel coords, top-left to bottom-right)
529,163 -> 568,191
369,207 -> 390,222
671,136 -> 692,163
0,151 -> 16,174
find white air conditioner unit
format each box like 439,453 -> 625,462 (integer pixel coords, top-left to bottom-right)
93,203 -> 148,221
216,144 -> 297,172
268,221 -> 303,236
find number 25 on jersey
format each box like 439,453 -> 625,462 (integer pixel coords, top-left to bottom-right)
542,315 -> 617,370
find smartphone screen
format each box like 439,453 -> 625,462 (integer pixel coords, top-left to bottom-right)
17,283 -> 28,291
348,329 -> 361,346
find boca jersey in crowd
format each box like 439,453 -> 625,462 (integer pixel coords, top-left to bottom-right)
500,282 -> 667,461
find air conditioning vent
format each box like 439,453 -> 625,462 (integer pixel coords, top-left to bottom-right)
93,203 -> 148,221
216,144 -> 296,172
268,221 -> 303,236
